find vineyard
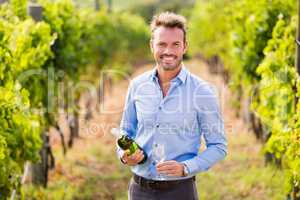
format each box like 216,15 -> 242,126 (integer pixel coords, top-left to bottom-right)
0,0 -> 149,199
189,0 -> 300,199
0,0 -> 299,199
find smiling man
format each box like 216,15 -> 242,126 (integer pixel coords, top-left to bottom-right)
116,12 -> 227,200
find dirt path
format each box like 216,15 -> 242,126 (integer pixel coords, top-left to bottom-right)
39,58 -> 284,200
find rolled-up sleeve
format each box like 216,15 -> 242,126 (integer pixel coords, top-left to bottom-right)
182,84 -> 227,175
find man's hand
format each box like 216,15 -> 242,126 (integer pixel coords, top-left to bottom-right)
156,160 -> 184,177
121,149 -> 144,166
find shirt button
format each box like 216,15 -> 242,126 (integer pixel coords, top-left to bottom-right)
158,106 -> 162,110
152,162 -> 156,165
156,124 -> 160,128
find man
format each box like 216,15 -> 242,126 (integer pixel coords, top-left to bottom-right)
116,12 -> 227,200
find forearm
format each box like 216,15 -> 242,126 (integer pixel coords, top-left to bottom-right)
182,143 -> 227,175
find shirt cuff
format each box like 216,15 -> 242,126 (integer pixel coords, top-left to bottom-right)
182,158 -> 209,176
117,147 -> 127,165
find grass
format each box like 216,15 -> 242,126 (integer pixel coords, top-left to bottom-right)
196,131 -> 285,200
23,134 -> 132,200
197,158 -> 285,200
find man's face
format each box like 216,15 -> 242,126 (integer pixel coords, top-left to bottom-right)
150,26 -> 187,71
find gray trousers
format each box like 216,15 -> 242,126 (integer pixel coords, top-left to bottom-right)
128,177 -> 199,200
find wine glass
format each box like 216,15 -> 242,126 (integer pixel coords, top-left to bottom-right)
152,143 -> 165,180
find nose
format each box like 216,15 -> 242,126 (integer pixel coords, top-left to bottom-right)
162,46 -> 174,55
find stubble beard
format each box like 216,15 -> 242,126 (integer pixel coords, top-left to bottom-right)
158,56 -> 183,71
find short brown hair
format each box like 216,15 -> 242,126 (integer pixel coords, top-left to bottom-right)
150,12 -> 187,42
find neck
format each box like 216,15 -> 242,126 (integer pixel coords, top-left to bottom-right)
157,63 -> 182,83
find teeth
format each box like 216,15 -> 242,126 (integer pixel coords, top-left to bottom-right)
162,56 -> 175,60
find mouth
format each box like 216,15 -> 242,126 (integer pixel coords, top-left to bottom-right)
160,55 -> 176,62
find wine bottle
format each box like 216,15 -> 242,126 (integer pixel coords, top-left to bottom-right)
111,128 -> 147,164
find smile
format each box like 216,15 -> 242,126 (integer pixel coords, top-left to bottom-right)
161,55 -> 176,61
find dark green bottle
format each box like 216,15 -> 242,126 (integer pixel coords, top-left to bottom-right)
111,128 -> 147,164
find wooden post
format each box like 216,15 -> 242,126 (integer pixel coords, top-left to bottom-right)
95,0 -> 100,11
27,3 -> 43,21
297,0 -> 300,74
0,0 -> 7,5
107,0 -> 112,12
31,132 -> 55,187
68,111 -> 80,148
292,1 -> 300,199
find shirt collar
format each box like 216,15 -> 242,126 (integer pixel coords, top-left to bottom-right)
149,64 -> 188,84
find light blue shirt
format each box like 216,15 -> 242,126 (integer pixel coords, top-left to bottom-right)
117,65 -> 227,180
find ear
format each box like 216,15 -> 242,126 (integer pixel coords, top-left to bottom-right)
183,41 -> 188,54
150,39 -> 154,53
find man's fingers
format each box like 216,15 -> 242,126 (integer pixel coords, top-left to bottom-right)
129,150 -> 141,160
123,149 -> 144,165
135,150 -> 144,162
157,168 -> 179,175
156,161 -> 178,170
123,150 -> 130,158
156,160 -> 176,168
156,164 -> 175,171
158,168 -> 181,176
136,153 -> 144,162
158,168 -> 176,174
156,161 -> 184,177
165,172 -> 181,177
161,169 -> 176,173
131,152 -> 140,160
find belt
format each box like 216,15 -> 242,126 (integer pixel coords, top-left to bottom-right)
133,173 -> 196,190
